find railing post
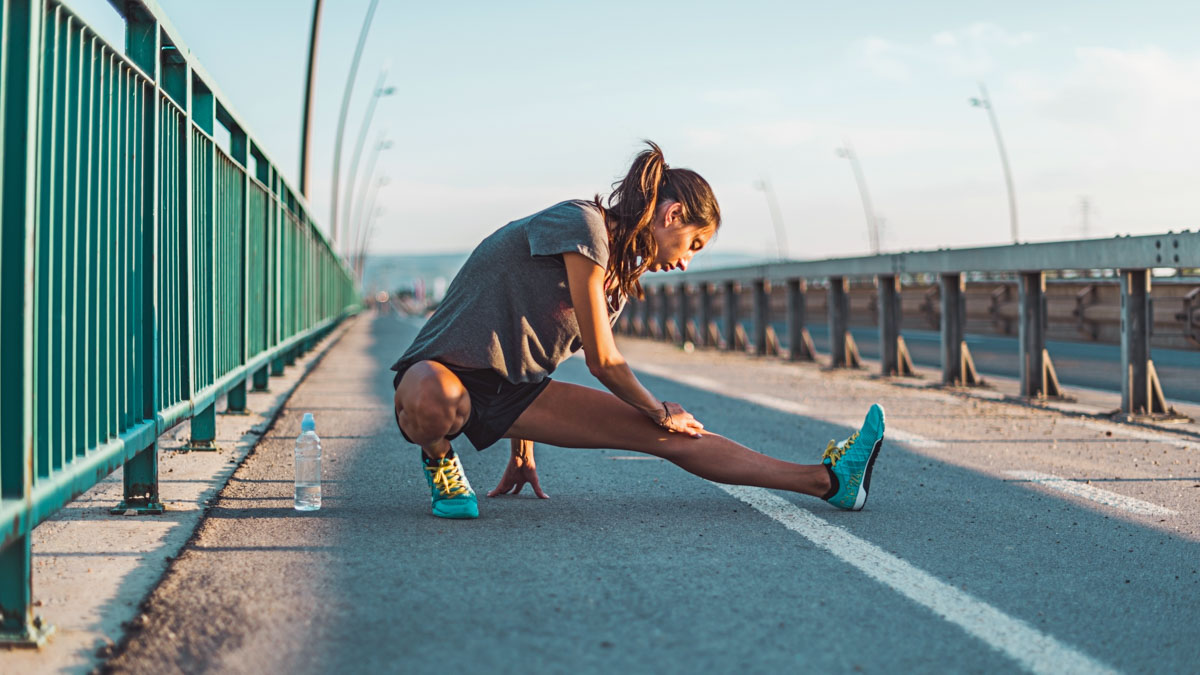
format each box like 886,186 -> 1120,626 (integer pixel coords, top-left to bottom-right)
787,278 -> 815,362
676,282 -> 690,345
828,276 -> 861,368
252,364 -> 270,391
115,7 -> 166,515
111,441 -> 165,514
0,0 -> 52,646
940,273 -> 980,386
877,274 -> 914,376
656,285 -> 670,341
639,288 -> 652,337
753,279 -> 769,355
1119,269 -> 1175,418
182,402 -> 219,451
722,280 -> 738,351
697,283 -> 713,348
1018,271 -> 1061,398
223,379 -> 249,415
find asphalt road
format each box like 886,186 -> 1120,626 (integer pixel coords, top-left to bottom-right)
106,312 -> 1200,674
733,320 -> 1200,403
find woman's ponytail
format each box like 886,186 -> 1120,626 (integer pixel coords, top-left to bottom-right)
596,141 -> 720,310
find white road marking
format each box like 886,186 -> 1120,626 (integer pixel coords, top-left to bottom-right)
739,392 -> 810,415
1003,470 -> 1178,517
719,485 -> 1118,675
633,362 -> 945,448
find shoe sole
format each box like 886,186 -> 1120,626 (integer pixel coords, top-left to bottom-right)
850,435 -> 884,511
848,404 -> 886,511
433,510 -> 479,519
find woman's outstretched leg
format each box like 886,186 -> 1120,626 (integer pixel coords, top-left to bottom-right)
506,380 -> 835,497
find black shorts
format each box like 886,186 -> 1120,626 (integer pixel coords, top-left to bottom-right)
391,360 -> 552,451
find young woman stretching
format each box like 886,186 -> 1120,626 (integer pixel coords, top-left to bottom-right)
391,142 -> 885,519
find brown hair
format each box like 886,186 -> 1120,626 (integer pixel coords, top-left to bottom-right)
594,141 -> 721,310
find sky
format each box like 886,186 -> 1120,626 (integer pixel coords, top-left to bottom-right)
67,0 -> 1200,261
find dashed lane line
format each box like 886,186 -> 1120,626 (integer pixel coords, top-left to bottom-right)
720,485 -> 1119,675
1003,470 -> 1178,518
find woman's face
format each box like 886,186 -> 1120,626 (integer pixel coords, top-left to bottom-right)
647,201 -> 715,273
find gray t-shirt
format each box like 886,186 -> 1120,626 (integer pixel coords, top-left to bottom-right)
391,200 -> 624,384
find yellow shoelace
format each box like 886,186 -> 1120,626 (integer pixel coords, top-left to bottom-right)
822,432 -> 859,467
426,458 -> 471,498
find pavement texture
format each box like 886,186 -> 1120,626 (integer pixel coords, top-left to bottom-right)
97,310 -> 1199,674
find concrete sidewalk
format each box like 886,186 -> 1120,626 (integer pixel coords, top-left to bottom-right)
89,310 -> 1200,673
1,318 -> 357,675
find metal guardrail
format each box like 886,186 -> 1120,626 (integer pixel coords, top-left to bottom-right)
1,0 -> 358,645
623,231 -> 1199,421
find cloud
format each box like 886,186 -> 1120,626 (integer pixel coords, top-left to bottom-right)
700,88 -> 782,109
854,22 -> 1037,80
854,37 -> 912,82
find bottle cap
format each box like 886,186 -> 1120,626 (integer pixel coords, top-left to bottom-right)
301,413 -> 315,432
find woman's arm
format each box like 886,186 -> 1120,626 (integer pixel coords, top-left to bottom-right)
564,253 -> 703,437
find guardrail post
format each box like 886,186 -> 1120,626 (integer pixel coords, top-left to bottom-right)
1018,271 -> 1061,398
111,442 -> 165,515
252,364 -> 270,391
878,275 -> 915,376
0,0 -> 51,646
697,283 -> 714,348
828,277 -> 862,368
939,273 -> 981,386
111,7 -> 166,517
786,279 -> 816,362
222,379 -> 249,415
722,280 -> 739,351
285,345 -> 297,366
183,402 -> 219,451
1119,269 -> 1178,418
676,282 -> 690,345
753,279 -> 778,356
638,290 -> 652,337
657,285 -> 671,341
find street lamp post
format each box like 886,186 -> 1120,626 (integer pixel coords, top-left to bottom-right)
752,178 -> 789,260
339,63 -> 394,257
835,142 -> 881,255
329,0 -> 381,247
298,0 -> 323,197
346,134 -> 393,261
353,176 -> 389,280
969,82 -> 1019,243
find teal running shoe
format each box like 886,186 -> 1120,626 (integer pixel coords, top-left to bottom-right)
423,451 -> 479,519
822,404 -> 886,511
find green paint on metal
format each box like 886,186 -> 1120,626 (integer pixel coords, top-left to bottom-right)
2,0 -> 358,644
110,442 -> 164,515
181,401 -> 218,451
221,379 -> 249,415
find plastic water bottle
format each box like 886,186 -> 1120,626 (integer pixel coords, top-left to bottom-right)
294,413 -> 321,511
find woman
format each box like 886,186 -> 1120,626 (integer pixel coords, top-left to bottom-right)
391,141 -> 885,519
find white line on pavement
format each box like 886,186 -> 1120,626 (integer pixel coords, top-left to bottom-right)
1003,470 -> 1178,517
632,362 -> 945,448
719,485 -> 1118,675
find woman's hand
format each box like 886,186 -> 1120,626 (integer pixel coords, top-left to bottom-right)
654,401 -> 705,438
487,439 -> 549,499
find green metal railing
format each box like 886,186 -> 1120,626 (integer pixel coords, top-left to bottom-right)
0,0 -> 358,645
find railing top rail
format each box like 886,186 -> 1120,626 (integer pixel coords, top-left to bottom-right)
643,230 -> 1200,287
66,0 -> 334,253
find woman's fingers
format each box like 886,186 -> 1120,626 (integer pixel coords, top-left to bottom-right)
530,474 -> 550,499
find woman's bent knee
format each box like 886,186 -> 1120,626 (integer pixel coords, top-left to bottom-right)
393,361 -> 470,444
